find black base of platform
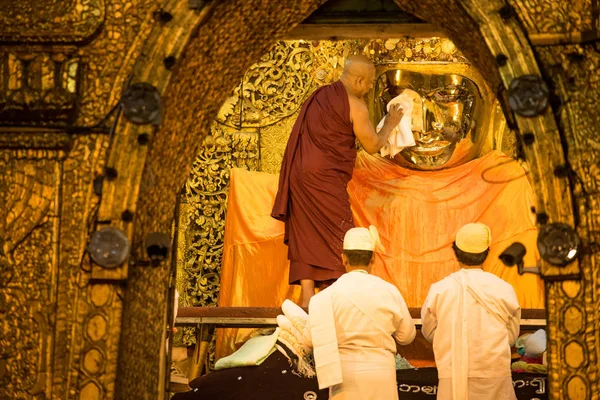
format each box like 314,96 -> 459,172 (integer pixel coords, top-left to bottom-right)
173,352 -> 547,400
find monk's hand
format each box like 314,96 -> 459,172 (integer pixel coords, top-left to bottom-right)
384,103 -> 403,128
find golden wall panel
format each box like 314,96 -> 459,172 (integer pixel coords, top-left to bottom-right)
0,132 -> 116,399
54,134 -> 124,400
0,132 -> 118,399
260,112 -> 300,175
509,0 -> 595,35
0,0 -> 105,43
0,142 -> 62,399
535,43 -> 600,399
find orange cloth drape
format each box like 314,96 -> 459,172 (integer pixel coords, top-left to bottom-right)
216,169 -> 301,359
216,151 -> 544,360
348,150 -> 544,308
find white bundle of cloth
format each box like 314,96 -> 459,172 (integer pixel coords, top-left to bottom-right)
213,300 -> 314,372
376,90 -> 419,158
276,300 -> 315,377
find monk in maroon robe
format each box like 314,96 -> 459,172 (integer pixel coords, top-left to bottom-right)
272,55 -> 403,306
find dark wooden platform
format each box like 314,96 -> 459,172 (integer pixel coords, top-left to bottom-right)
176,307 -> 547,329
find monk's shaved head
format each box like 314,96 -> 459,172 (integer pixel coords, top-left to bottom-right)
340,55 -> 376,98
342,55 -> 375,78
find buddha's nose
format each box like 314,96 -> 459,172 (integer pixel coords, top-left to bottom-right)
420,98 -> 444,135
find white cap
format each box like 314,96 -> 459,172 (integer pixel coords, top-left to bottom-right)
455,222 -> 492,253
343,225 -> 382,251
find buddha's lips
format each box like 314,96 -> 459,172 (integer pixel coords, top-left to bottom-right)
409,140 -> 451,156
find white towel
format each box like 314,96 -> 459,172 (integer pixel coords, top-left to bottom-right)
282,299 -> 308,321
309,290 -> 343,390
377,90 -> 418,157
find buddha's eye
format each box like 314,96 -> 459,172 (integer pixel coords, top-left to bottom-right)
431,86 -> 470,103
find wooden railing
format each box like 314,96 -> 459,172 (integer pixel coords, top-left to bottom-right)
174,307 -> 546,379
176,307 -> 547,329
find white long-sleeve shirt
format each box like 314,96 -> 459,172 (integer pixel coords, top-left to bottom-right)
421,268 -> 521,380
304,270 -> 416,399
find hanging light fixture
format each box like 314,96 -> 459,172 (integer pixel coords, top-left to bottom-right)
121,82 -> 162,125
88,227 -> 130,268
507,75 -> 550,117
537,222 -> 580,266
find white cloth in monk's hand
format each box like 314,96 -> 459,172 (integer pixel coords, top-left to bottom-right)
377,90 -> 418,157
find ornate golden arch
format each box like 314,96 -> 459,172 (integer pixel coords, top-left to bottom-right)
88,1 -> 598,399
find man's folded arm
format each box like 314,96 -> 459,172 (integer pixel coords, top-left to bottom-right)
420,291 -> 438,343
392,292 -> 417,345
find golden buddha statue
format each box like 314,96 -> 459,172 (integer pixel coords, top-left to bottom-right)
375,70 -> 481,169
368,63 -> 501,170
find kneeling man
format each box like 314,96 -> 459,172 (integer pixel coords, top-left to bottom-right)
304,225 -> 416,399
421,222 -> 521,400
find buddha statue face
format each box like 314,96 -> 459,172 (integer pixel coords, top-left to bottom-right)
374,69 -> 483,170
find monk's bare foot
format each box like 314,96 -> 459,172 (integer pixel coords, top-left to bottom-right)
301,297 -> 311,308
300,279 -> 316,308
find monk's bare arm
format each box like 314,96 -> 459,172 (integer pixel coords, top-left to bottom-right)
350,97 -> 402,154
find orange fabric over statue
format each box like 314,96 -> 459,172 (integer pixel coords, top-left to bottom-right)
348,150 -> 543,308
216,151 -> 544,359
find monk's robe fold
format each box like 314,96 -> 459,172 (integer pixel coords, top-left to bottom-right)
271,81 -> 356,283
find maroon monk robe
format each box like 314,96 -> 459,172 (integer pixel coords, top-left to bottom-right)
271,81 -> 357,284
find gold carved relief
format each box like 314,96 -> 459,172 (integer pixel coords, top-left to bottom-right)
52,133 -> 120,400
0,0 -> 105,43
0,135 -> 66,399
0,132 -> 117,399
508,0 -> 595,35
217,42 -> 316,129
535,43 -> 600,399
260,111 -> 300,174
176,124 -> 258,353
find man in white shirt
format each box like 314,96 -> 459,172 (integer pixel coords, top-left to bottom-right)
304,225 -> 416,399
421,222 -> 521,400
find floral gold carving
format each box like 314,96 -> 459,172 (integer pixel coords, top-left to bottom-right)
509,0 -> 595,34
176,124 -> 258,361
0,136 -> 63,399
